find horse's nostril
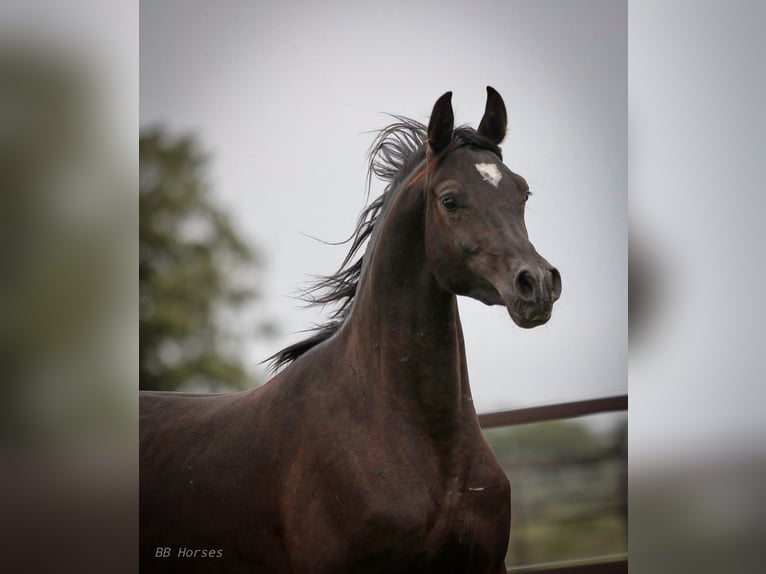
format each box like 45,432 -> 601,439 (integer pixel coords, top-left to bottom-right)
550,268 -> 562,298
516,270 -> 535,299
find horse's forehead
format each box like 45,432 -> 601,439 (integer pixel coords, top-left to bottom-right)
474,162 -> 503,188
440,149 -> 514,188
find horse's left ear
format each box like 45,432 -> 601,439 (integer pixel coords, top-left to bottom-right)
477,86 -> 507,145
427,91 -> 454,159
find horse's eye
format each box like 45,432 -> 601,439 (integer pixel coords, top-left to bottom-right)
440,195 -> 458,212
524,190 -> 532,202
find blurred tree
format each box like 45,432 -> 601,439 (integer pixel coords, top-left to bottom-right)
140,129 -> 268,392
0,44 -> 132,442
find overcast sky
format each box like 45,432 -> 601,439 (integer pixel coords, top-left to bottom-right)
140,0 -> 627,414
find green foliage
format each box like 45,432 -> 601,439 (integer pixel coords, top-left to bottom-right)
140,129 -> 265,392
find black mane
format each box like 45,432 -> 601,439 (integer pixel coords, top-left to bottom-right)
267,117 -> 502,372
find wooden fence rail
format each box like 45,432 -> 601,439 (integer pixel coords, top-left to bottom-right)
478,395 -> 628,429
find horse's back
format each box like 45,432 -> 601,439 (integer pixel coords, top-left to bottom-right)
140,386 -> 278,498
140,390 -> 229,440
139,387 -> 292,573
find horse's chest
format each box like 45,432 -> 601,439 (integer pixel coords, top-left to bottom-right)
345,461 -> 511,572
426,476 -> 511,567
286,421 -> 510,572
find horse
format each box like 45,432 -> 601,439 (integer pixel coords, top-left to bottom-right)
140,86 -> 561,573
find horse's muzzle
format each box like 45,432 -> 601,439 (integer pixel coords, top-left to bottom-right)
505,265 -> 561,328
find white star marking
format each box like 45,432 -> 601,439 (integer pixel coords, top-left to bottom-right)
474,163 -> 502,188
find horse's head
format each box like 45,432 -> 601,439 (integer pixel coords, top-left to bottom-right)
422,87 -> 561,328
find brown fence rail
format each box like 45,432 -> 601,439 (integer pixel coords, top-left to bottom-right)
478,395 -> 628,429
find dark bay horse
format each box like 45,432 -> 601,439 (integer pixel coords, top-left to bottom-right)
140,87 -> 561,573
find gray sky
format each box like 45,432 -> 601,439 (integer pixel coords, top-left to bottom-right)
141,0 -> 627,413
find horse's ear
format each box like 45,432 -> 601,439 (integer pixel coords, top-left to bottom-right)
427,91 -> 454,158
477,86 -> 507,145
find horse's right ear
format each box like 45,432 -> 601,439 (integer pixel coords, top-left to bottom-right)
427,91 -> 454,159
477,86 -> 507,145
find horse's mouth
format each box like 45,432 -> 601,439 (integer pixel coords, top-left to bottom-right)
466,283 -> 556,328
506,300 -> 553,329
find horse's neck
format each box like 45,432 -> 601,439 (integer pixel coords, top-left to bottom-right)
344,181 -> 474,432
